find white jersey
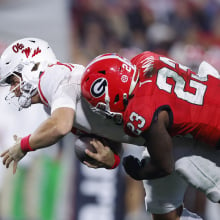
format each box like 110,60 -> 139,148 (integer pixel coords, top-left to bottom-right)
38,62 -> 145,145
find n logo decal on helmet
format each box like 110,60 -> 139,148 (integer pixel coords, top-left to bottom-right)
91,78 -> 107,98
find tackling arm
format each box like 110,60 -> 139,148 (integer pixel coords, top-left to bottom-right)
142,110 -> 174,178
123,110 -> 174,180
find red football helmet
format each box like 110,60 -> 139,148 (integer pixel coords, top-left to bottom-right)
81,53 -> 139,123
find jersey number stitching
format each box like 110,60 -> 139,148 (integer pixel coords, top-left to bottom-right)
126,56 -> 210,135
127,112 -> 146,135
157,57 -> 207,105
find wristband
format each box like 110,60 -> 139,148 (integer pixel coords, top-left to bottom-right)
109,154 -> 120,169
20,135 -> 35,152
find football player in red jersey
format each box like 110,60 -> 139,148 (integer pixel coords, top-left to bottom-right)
81,52 -> 220,220
123,51 -> 220,182
81,51 -> 220,181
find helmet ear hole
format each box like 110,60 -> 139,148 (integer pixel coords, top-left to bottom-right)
85,76 -> 90,82
98,70 -> 106,75
31,63 -> 40,71
114,94 -> 119,104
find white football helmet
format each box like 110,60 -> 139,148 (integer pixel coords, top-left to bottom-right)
0,37 -> 57,110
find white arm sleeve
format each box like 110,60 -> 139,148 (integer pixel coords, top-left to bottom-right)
51,81 -> 80,112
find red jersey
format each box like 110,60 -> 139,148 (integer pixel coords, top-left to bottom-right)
123,51 -> 220,147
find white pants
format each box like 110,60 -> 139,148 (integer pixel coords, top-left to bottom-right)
142,136 -> 220,214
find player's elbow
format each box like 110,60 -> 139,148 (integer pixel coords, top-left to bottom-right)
162,166 -> 173,176
160,163 -> 174,176
152,166 -> 173,179
155,159 -> 174,177
51,108 -> 74,136
50,117 -> 73,138
55,121 -> 73,136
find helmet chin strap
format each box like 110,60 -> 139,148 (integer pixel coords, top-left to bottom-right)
104,85 -> 110,111
90,85 -> 123,125
129,67 -> 139,96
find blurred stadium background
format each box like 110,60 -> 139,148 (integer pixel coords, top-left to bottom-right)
0,0 -> 220,219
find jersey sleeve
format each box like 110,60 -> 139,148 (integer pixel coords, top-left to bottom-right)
124,51 -> 170,137
131,51 -> 158,73
123,96 -> 155,137
50,81 -> 80,112
38,63 -> 85,113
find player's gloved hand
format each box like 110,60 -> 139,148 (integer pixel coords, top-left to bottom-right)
123,155 -> 147,180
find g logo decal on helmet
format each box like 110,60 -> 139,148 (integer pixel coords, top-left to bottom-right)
91,78 -> 107,98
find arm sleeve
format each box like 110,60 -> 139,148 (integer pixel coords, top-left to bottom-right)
51,82 -> 80,112
38,64 -> 84,113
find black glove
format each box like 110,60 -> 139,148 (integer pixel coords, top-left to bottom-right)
123,155 -> 146,180
123,155 -> 171,180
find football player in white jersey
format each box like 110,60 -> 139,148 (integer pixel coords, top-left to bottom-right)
0,38 -> 219,220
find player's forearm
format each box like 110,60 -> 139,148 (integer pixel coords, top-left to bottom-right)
138,159 -> 172,180
29,118 -> 66,150
27,107 -> 75,150
141,111 -> 174,178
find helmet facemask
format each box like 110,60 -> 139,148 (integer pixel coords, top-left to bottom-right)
90,102 -> 124,125
3,62 -> 38,111
90,84 -> 125,125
